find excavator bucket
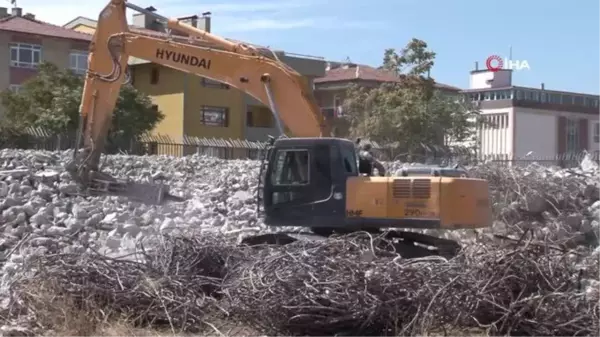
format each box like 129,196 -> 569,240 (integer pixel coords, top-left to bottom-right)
66,157 -> 176,205
87,175 -> 171,205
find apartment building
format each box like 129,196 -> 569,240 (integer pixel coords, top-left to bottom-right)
0,7 -> 91,116
313,61 -> 462,135
462,67 -> 599,159
314,61 -> 461,118
64,7 -> 326,143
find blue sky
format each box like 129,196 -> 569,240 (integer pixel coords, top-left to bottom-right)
27,0 -> 600,94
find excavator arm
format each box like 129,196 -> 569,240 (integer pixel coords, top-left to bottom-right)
69,0 -> 329,192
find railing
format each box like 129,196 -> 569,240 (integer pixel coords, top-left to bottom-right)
0,127 -> 596,168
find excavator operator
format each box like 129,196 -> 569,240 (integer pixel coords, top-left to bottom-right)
358,144 -> 386,176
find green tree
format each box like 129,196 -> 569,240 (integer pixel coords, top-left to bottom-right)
0,62 -> 164,149
342,39 -> 481,155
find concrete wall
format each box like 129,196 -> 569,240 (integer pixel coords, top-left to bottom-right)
131,64 -> 184,143
514,110 -> 557,158
183,72 -> 245,140
469,70 -> 512,89
278,53 -> 326,77
71,24 -> 96,34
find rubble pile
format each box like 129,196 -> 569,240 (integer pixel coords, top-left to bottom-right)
0,150 -> 264,262
0,148 -> 598,336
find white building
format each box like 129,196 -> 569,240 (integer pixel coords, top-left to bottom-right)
462,67 -> 599,161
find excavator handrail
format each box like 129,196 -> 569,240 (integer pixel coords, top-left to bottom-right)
72,0 -> 330,182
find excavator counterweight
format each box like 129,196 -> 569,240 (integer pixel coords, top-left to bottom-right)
71,0 -> 493,259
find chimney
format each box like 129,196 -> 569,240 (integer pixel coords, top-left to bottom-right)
178,15 -> 198,28
474,61 -> 479,71
11,7 -> 22,17
326,62 -> 342,71
0,7 -> 8,18
541,83 -> 545,90
197,12 -> 211,32
132,6 -> 161,30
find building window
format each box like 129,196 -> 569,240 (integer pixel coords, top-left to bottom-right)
201,77 -> 229,89
524,91 -> 531,100
540,92 -> 547,102
333,95 -> 343,117
562,94 -> 573,104
150,67 -> 159,84
531,91 -> 539,101
321,108 -> 334,119
333,95 -> 341,107
573,95 -> 584,106
201,106 -> 228,127
515,90 -> 523,99
69,50 -> 88,75
549,94 -> 561,104
246,105 -> 273,128
8,84 -> 22,93
10,43 -> 42,68
594,123 -> 600,143
566,118 -> 579,152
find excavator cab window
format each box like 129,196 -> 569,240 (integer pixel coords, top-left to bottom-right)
339,143 -> 358,175
271,149 -> 310,186
263,140 -> 352,225
269,149 -> 310,205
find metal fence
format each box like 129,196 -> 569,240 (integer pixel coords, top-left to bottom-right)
4,128 -> 395,159
0,127 -> 596,168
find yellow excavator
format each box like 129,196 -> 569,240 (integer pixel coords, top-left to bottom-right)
68,0 -> 493,258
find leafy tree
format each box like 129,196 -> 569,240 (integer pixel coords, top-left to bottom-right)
341,39 -> 481,156
0,62 -> 164,149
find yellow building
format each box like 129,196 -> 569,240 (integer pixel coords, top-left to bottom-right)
63,11 -> 325,146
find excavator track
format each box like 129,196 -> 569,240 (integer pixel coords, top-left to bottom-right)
240,228 -> 461,260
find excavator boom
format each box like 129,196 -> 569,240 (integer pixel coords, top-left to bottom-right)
68,0 -> 329,195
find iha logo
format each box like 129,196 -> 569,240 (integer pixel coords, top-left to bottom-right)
486,55 -> 530,72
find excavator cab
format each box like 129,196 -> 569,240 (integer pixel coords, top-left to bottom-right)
262,137 -> 358,230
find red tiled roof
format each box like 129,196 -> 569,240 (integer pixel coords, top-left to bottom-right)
0,15 -> 92,41
314,64 -> 461,91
